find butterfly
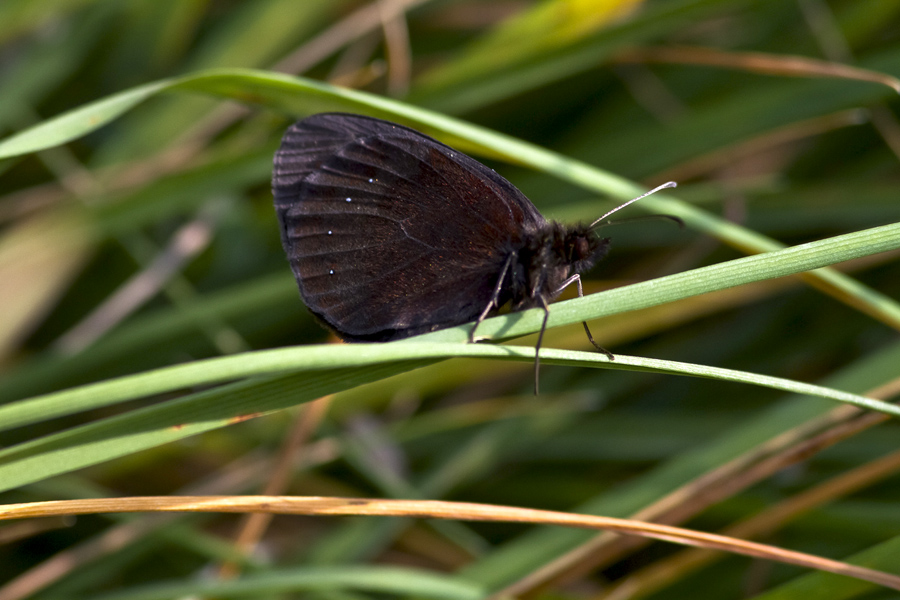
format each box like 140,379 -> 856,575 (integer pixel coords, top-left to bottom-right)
272,113 -> 677,392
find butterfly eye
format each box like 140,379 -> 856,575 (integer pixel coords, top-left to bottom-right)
574,237 -> 591,260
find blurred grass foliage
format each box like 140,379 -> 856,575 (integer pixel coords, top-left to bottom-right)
1,0 -> 900,599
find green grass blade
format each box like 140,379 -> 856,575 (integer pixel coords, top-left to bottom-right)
1,68 -> 897,331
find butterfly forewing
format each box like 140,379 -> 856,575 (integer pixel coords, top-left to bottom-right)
272,113 -> 548,341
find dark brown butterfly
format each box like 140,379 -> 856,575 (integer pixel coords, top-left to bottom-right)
272,113 -> 676,392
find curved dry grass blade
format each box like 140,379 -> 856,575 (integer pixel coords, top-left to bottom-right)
2,496 -> 900,591
615,46 -> 900,92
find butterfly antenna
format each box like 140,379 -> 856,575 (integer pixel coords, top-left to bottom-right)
589,181 -> 677,229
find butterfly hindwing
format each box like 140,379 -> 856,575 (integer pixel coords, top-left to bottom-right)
272,113 -> 547,340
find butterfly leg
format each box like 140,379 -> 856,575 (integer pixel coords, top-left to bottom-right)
533,295 -> 552,395
469,253 -> 515,343
556,274 -> 614,361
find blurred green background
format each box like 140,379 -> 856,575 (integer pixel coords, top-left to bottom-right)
1,0 -> 900,599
